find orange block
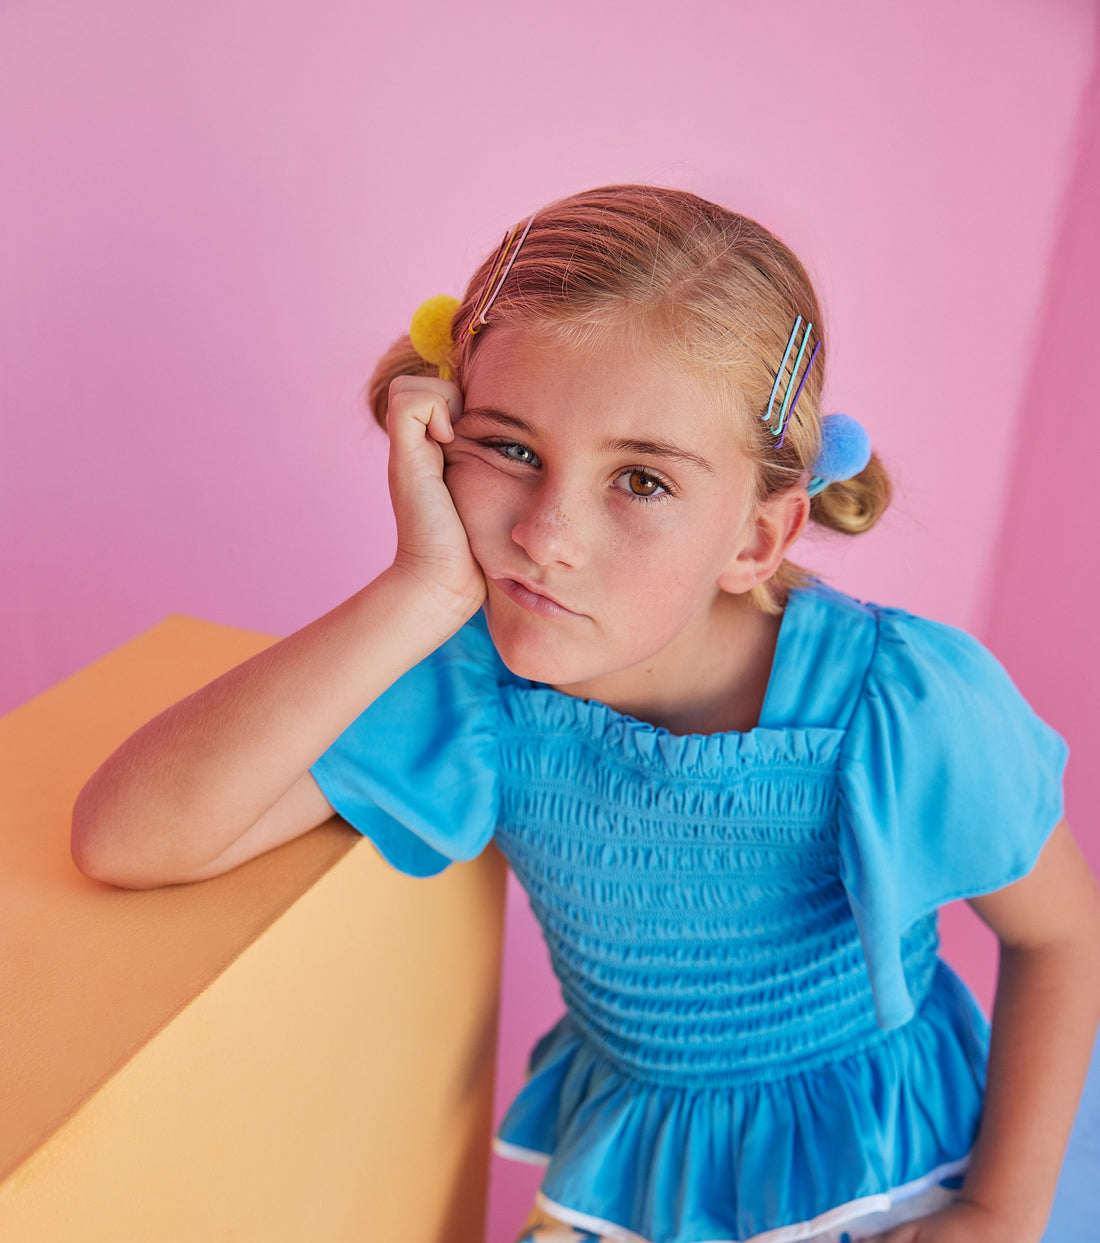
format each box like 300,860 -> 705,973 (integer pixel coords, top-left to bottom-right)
0,616 -> 506,1241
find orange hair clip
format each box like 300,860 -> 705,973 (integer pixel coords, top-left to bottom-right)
466,214 -> 537,337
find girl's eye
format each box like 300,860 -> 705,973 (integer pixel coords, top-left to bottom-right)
489,441 -> 540,467
620,469 -> 672,502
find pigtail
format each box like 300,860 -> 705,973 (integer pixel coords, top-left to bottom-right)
810,452 -> 892,535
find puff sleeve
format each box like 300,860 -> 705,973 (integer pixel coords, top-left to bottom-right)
309,612 -> 507,877
837,608 -> 1068,1030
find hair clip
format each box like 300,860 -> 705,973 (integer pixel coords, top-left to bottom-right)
807,413 -> 872,496
762,316 -> 821,447
409,294 -> 460,380
466,213 -> 537,337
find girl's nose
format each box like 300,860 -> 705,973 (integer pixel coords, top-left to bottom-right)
511,487 -> 586,569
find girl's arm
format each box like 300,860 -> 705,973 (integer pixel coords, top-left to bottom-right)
876,819 -> 1100,1243
72,376 -> 484,889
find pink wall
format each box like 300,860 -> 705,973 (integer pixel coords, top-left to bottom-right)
938,22 -> 1100,1032
983,38 -> 1100,873
3,3 -> 1097,1240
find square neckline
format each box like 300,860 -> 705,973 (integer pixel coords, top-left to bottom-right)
520,584 -> 815,743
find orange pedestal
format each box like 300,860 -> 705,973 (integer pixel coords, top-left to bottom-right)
0,616 -> 506,1242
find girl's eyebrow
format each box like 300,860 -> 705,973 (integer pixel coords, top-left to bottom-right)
459,407 -> 715,475
603,437 -> 716,475
459,406 -> 530,433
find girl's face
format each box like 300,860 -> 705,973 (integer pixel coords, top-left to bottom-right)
445,326 -> 798,714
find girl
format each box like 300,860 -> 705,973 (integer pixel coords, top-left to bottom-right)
72,186 -> 1100,1243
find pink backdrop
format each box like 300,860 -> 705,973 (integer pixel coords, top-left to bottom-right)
4,3 -> 1097,1239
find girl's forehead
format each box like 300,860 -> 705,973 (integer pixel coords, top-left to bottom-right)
463,325 -> 748,446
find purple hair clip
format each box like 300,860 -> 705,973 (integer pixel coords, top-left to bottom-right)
762,316 -> 821,447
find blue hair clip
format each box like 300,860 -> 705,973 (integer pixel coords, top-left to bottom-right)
807,413 -> 872,496
763,316 -> 821,447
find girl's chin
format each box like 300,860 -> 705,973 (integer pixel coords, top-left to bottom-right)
483,614 -> 602,690
491,641 -> 584,689
484,628 -> 654,708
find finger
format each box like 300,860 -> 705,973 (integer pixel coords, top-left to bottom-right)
387,384 -> 464,451
389,374 -> 463,424
386,392 -> 457,458
426,398 -> 456,445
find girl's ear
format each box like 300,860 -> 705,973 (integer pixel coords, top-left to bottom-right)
716,486 -> 810,595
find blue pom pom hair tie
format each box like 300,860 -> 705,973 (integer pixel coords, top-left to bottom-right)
807,413 -> 872,497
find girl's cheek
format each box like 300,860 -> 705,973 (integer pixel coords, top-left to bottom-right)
446,471 -> 502,537
614,501 -> 688,546
446,452 -> 512,492
443,453 -> 490,494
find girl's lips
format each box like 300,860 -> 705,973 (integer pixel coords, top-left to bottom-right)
492,576 -> 582,619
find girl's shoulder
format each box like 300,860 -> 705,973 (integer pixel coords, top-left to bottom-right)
309,610 -> 512,876
767,581 -> 1054,738
799,583 -> 1069,1028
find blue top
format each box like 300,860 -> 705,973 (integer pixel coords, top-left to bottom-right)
310,583 -> 1067,1243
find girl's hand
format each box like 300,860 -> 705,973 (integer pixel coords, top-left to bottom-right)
385,374 -> 486,620
867,1199 -> 1023,1243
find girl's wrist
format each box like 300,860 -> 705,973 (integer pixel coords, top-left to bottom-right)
373,561 -> 485,647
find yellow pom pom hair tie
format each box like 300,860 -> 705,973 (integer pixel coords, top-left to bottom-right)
409,294 -> 460,381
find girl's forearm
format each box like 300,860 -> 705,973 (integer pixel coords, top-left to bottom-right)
71,566 -> 479,885
958,931 -> 1100,1241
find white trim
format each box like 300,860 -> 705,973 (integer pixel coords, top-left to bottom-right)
531,1156 -> 970,1243
891,1156 -> 970,1201
493,1137 -> 552,1167
537,1193 -> 653,1243
745,1193 -> 893,1243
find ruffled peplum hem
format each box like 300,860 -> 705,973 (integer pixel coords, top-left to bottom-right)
496,961 -> 989,1243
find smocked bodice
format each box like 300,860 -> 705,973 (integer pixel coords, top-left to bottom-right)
310,583 -> 1066,1242
495,688 -> 938,1088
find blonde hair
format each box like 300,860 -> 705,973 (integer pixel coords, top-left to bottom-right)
368,185 -> 891,611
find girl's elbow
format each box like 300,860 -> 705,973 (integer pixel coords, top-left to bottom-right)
70,816 -> 124,887
71,838 -> 170,890
70,787 -> 160,889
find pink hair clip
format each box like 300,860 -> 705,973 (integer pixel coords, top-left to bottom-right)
763,316 -> 821,447
466,213 -> 537,337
